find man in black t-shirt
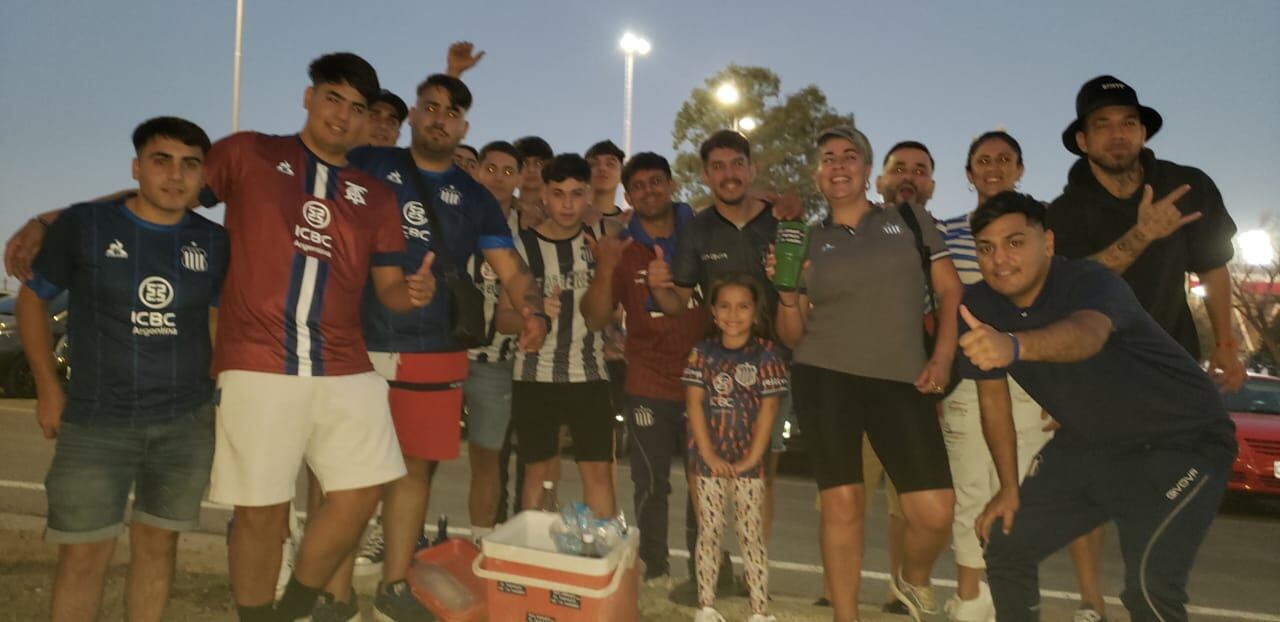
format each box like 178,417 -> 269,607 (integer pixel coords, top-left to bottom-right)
958,192 -> 1233,622
1047,75 -> 1241,390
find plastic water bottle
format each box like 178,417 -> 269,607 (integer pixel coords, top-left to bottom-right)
581,532 -> 601,558
410,562 -> 478,612
773,220 -> 809,292
536,481 -> 559,512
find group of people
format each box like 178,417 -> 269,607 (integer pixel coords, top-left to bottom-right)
6,38 -> 1242,622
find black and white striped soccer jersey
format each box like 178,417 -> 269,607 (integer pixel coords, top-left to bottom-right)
467,209 -> 521,363
512,226 -> 608,383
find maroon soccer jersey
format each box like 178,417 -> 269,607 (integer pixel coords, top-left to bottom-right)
200,132 -> 405,376
682,337 -> 788,478
612,241 -> 707,401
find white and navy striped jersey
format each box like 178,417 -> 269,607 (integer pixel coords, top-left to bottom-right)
938,212 -> 982,286
512,226 -> 608,383
468,209 -> 522,363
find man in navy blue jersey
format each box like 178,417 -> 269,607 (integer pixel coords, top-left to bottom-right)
19,116 -> 228,622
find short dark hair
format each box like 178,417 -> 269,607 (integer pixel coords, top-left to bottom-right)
375,89 -> 409,121
514,136 -> 554,162
585,139 -> 625,162
457,144 -> 479,159
415,73 -> 473,111
621,152 -> 672,189
699,130 -> 751,164
308,52 -> 380,105
971,191 -> 1046,236
884,140 -> 935,171
966,131 -> 1024,172
132,116 -> 212,155
480,141 -> 523,170
542,153 -> 592,184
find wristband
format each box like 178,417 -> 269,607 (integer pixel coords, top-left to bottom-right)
1216,340 -> 1237,350
530,310 -> 551,328
778,297 -> 796,309
1007,332 -> 1020,363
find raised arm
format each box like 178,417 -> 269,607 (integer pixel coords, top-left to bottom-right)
959,305 -> 1112,370
1087,185 -> 1194,274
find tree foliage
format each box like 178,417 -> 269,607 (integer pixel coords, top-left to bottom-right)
671,64 -> 854,211
1230,220 -> 1280,368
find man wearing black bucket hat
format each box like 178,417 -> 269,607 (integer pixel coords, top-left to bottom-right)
1047,75 -> 1241,390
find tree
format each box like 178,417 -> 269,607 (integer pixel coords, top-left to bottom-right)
1229,221 -> 1280,369
671,64 -> 853,212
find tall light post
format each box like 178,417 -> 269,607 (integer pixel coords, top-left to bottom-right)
619,32 -> 650,159
231,0 -> 245,131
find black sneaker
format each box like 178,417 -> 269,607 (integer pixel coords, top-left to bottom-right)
310,592 -> 360,622
882,599 -> 911,615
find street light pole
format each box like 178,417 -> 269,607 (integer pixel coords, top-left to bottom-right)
619,32 -> 650,159
231,0 -> 245,132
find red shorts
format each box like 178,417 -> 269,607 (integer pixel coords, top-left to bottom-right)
369,351 -> 469,461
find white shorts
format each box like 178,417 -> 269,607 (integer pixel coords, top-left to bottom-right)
941,377 -> 1054,568
209,370 -> 407,507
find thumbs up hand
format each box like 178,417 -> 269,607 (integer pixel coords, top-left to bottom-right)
647,246 -> 674,289
406,252 -> 437,307
957,304 -> 1018,371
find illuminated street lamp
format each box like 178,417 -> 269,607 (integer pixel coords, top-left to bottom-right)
619,32 -> 651,158
1237,229 -> 1276,267
738,116 -> 759,133
715,82 -> 740,106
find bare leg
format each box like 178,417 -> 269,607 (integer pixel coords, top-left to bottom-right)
1069,527 -> 1107,613
818,484 -> 866,622
468,444 -> 502,527
578,461 -> 617,518
521,458 -> 555,511
293,486 -> 382,587
897,488 -> 954,587
381,458 -> 433,584
125,523 -> 178,622
229,503 -> 289,607
956,564 -> 985,600
50,540 -> 115,622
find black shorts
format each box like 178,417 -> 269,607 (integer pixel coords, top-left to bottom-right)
792,364 -> 952,493
512,380 -> 615,464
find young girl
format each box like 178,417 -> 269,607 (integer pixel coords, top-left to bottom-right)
682,275 -> 788,622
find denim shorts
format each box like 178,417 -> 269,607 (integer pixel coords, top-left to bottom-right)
463,359 -> 514,451
45,401 -> 215,543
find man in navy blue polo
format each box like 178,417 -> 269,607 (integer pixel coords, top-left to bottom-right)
19,116 -> 227,622
956,191 -> 1234,622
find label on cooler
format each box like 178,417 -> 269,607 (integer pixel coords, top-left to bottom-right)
498,581 -> 527,596
526,614 -> 555,622
549,590 -> 582,609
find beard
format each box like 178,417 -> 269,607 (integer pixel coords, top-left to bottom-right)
1087,149 -> 1141,176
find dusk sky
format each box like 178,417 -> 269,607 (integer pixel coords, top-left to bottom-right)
3,1 -> 1277,283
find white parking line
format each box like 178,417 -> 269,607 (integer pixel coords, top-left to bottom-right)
1,478 -> 1275,620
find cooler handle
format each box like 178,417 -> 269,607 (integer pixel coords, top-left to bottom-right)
471,543 -> 635,600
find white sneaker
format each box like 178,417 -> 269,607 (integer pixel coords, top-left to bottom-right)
353,520 -> 385,576
747,615 -> 777,622
1073,606 -> 1107,622
891,572 -> 944,621
693,606 -> 725,622
943,581 -> 995,622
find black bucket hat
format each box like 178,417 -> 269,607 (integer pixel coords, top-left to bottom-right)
1062,75 -> 1162,155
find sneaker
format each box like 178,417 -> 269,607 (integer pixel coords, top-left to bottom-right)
693,606 -> 725,622
747,615 -> 777,622
813,596 -> 832,607
883,598 -> 911,615
373,580 -> 434,622
1073,606 -> 1108,622
943,582 -> 995,622
891,572 -> 944,621
643,572 -> 677,591
355,522 -> 386,576
310,592 -> 360,622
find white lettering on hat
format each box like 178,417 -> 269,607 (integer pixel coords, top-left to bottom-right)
1101,82 -> 1127,90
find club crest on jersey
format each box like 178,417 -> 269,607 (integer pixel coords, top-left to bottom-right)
580,243 -> 595,264
734,363 -> 758,388
180,242 -> 208,272
303,201 -> 332,229
133,276 -> 177,336
713,373 -> 733,395
344,181 -> 369,206
403,201 -> 429,227
295,201 -> 335,258
386,170 -> 403,185
439,185 -> 461,206
276,161 -> 294,176
105,239 -> 128,259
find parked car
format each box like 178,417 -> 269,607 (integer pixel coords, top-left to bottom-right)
1222,374 -> 1280,496
0,292 -> 69,397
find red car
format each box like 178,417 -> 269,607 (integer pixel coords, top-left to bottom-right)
1222,374 -> 1280,496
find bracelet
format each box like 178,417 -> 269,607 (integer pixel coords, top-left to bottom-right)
1216,340 -> 1237,350
778,298 -> 797,309
1007,332 -> 1021,363
530,310 -> 551,328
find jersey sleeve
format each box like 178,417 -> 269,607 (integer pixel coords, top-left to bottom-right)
369,187 -> 407,268
476,189 -> 515,251
682,343 -> 707,387
955,285 -> 1009,381
27,207 -> 81,300
199,132 -> 252,208
757,342 -> 789,395
1183,172 -> 1237,274
671,222 -> 702,289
